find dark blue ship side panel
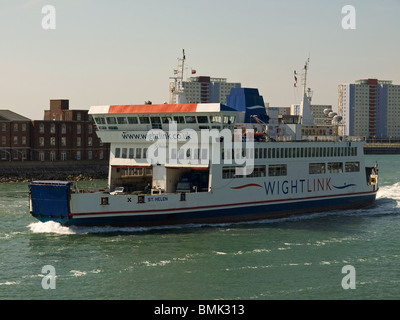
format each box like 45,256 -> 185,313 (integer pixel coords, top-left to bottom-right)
29,181 -> 72,219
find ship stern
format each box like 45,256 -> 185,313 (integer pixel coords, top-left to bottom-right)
29,181 -> 72,224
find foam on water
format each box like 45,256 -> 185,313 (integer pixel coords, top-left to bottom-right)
377,182 -> 400,202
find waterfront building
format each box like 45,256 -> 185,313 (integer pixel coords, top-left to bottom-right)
338,79 -> 400,138
0,100 -> 110,162
170,76 -> 241,104
0,110 -> 32,161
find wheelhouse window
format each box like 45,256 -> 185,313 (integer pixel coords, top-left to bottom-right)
139,117 -> 150,124
106,117 -> 117,124
185,116 -> 196,123
210,115 -> 221,123
127,117 -> 138,124
117,117 -> 128,124
197,116 -> 208,123
173,116 -> 185,124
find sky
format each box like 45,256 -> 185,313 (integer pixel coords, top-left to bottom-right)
1,0 -> 399,120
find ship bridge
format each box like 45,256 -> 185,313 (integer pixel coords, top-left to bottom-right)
89,103 -> 237,135
88,103 -> 239,193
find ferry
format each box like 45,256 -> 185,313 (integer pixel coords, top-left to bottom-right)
28,62 -> 379,227
28,104 -> 379,227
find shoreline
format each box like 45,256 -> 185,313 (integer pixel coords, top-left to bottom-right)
0,161 -> 108,183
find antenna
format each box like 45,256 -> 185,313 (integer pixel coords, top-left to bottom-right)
299,56 -> 314,125
301,57 -> 309,96
177,49 -> 186,81
169,50 -> 188,104
301,57 -> 313,103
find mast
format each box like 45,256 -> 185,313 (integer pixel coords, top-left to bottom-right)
177,49 -> 186,81
169,49 -> 187,104
299,57 -> 314,125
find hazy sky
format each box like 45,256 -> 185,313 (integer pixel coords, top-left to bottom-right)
1,0 -> 399,119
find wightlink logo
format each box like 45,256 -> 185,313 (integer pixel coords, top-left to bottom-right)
130,123 -> 255,176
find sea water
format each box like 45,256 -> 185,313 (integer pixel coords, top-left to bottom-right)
0,155 -> 399,300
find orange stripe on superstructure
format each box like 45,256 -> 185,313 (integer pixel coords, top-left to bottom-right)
108,104 -> 198,114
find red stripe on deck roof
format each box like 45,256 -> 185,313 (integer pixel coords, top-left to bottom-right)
108,104 -> 198,114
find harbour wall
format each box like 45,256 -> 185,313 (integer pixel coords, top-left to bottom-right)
364,142 -> 400,154
0,160 -> 109,183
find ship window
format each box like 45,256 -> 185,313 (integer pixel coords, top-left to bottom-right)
129,148 -> 134,159
185,116 -> 196,123
345,162 -> 360,172
197,116 -> 208,123
309,163 -> 326,174
106,117 -> 117,124
150,117 -> 162,129
136,148 -> 142,159
95,117 -> 106,125
143,148 -> 148,159
115,148 -> 121,158
328,162 -> 343,173
248,165 -> 266,178
268,164 -> 287,177
150,117 -> 161,124
194,148 -> 200,160
162,117 -> 172,124
127,117 -> 138,124
173,116 -> 185,123
222,167 -> 241,179
223,116 -> 232,124
210,115 -> 221,124
139,117 -> 150,124
201,148 -> 208,160
170,148 -> 177,160
117,117 -> 128,124
121,148 -> 127,158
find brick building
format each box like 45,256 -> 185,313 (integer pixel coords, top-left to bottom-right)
0,110 -> 32,161
0,100 -> 110,162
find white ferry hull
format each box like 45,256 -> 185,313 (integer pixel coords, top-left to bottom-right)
30,178 -> 378,227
